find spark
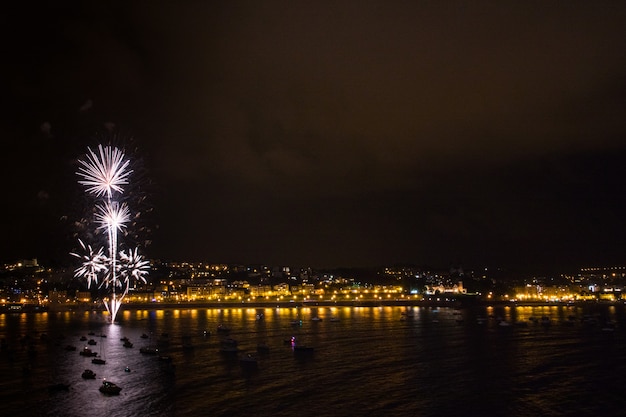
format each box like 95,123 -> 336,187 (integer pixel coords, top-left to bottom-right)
73,141 -> 150,323
119,247 -> 150,287
95,201 -> 130,235
77,144 -> 132,199
70,239 -> 108,289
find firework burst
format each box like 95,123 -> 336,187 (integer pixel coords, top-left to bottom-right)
119,248 -> 150,287
70,239 -> 107,289
73,141 -> 150,323
77,144 -> 132,199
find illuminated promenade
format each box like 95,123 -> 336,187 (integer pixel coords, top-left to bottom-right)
26,298 -> 620,314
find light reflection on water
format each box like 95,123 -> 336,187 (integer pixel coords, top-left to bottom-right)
1,304 -> 625,416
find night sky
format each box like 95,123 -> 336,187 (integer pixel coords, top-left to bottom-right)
3,2 -> 626,274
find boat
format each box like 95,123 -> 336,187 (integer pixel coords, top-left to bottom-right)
140,346 -> 158,355
81,369 -> 96,379
99,380 -> 121,395
239,353 -> 258,369
311,316 -> 323,322
80,336 -> 87,341
87,339 -> 97,345
92,335 -> 106,363
64,345 -> 77,351
123,341 -> 133,348
329,317 -> 340,322
217,324 -> 231,334
219,338 -> 239,354
80,347 -> 97,357
140,333 -> 149,339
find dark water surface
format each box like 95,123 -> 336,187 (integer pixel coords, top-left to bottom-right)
1,304 -> 626,417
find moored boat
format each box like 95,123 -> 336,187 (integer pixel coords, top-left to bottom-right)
99,380 -> 121,395
239,353 -> 258,369
82,369 -> 96,379
140,346 -> 158,354
217,324 -> 231,334
80,347 -> 97,357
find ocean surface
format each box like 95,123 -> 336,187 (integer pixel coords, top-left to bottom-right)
1,303 -> 626,417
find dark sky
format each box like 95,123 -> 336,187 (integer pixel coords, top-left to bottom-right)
3,2 -> 626,274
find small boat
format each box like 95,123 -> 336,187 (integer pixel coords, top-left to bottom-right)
123,341 -> 133,348
140,346 -> 158,355
239,353 -> 258,369
99,380 -> 121,395
92,357 -> 106,365
80,347 -> 97,357
311,317 -> 323,322
82,369 -> 96,379
87,339 -> 97,345
120,337 -> 129,342
124,367 -> 131,373
216,324 -> 231,334
80,336 -> 87,341
140,333 -> 149,339
219,338 -> 239,354
64,345 -> 77,351
88,331 -> 95,336
329,317 -> 340,322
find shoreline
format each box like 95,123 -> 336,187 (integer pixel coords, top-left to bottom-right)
5,298 -> 624,313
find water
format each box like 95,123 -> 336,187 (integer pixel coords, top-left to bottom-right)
1,304 -> 626,417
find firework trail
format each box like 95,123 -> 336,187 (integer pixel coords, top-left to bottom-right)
72,143 -> 148,323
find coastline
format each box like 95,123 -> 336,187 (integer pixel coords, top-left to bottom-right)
5,297 -> 624,313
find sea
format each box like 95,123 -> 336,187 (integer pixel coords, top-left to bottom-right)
1,303 -> 625,417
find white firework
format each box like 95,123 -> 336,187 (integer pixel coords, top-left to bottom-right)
95,201 -> 131,235
119,247 -> 150,287
77,144 -> 132,199
73,141 -> 150,324
70,239 -> 108,289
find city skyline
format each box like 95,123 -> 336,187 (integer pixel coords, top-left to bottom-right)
3,2 -> 626,274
